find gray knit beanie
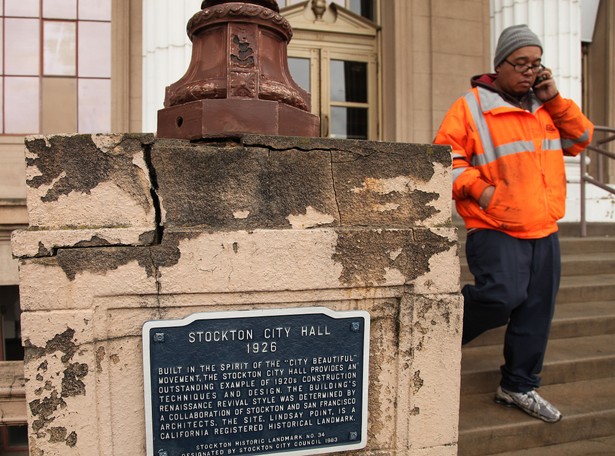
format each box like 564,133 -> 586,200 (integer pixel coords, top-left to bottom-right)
494,24 -> 543,69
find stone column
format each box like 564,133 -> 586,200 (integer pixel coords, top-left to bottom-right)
13,133 -> 462,455
142,0 -> 199,131
492,0 -> 585,221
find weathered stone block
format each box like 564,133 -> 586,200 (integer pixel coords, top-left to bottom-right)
24,133 -> 157,228
152,138 -> 340,230
152,135 -> 453,231
14,134 -> 462,456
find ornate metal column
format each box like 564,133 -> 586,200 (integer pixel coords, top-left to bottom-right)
157,0 -> 319,139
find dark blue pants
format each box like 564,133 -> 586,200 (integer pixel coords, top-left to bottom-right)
462,230 -> 561,393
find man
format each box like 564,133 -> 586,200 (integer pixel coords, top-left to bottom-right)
434,24 -> 594,423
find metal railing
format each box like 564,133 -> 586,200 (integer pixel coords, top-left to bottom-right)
580,126 -> 615,237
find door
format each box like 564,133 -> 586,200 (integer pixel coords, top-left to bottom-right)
284,2 -> 380,139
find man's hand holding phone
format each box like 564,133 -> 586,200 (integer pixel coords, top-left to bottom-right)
533,66 -> 558,102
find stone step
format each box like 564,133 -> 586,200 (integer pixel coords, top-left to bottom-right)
563,252 -> 615,275
460,252 -> 615,281
461,273 -> 615,304
456,225 -> 615,455
488,434 -> 615,455
464,300 -> 615,348
458,377 -> 615,456
557,273 -> 615,304
557,222 -> 615,238
559,237 -> 615,255
454,222 -> 615,242
461,333 -> 615,395
458,237 -> 615,259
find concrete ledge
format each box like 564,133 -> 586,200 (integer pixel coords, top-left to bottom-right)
152,136 -> 452,230
12,227 -> 158,258
0,361 -> 26,425
0,199 -> 28,226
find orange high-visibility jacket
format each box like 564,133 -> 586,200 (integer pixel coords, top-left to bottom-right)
435,83 -> 594,239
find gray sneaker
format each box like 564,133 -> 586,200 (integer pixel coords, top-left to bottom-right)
494,386 -> 562,423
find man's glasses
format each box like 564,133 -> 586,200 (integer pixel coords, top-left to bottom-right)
504,60 -> 545,74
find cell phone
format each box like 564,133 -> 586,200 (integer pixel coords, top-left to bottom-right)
534,75 -> 547,87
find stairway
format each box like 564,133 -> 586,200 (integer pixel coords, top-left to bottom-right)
457,223 -> 615,456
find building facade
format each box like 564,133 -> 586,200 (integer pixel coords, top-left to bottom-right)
0,0 -> 613,452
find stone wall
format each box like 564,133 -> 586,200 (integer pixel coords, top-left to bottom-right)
12,134 -> 462,455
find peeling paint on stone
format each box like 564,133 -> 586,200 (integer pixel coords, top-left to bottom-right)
25,329 -> 78,364
96,346 -> 106,373
55,246 -> 156,281
23,134 -> 156,231
412,370 -> 424,394
233,210 -> 250,219
48,426 -> 67,443
66,431 -> 77,447
30,390 -> 66,433
151,139 -> 340,230
24,328 -> 88,446
352,175 -> 415,195
25,134 -> 153,210
61,362 -> 88,397
37,241 -> 53,257
46,426 -> 77,447
73,236 -> 112,249
330,145 -> 450,227
374,202 -> 401,212
12,227 -> 160,259
333,229 -> 455,286
38,230 -> 205,281
286,206 -> 336,229
389,248 -> 403,261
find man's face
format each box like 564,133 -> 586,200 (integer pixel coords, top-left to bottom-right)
495,46 -> 543,97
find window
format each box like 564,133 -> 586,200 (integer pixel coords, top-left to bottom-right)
333,0 -> 375,21
0,285 -> 26,455
0,426 -> 28,454
43,21 -> 77,76
0,285 -> 22,361
1,0 -> 112,135
277,0 -> 304,7
289,52 -> 377,139
278,0 -> 377,22
329,60 -> 369,139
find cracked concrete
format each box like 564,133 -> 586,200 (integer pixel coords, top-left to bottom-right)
24,329 -> 87,448
14,134 -> 462,455
24,134 -> 156,229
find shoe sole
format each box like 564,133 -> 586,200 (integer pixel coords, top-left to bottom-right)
494,393 -> 562,424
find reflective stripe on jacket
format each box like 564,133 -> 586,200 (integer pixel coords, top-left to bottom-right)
435,86 -> 594,239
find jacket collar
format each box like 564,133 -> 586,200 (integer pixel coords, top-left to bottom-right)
470,73 -> 542,113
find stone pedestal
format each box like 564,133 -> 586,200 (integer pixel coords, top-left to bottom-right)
13,134 -> 462,455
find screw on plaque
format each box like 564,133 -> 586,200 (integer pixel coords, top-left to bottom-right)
350,322 -> 361,332
158,450 -> 168,456
349,431 -> 359,441
154,332 -> 165,343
